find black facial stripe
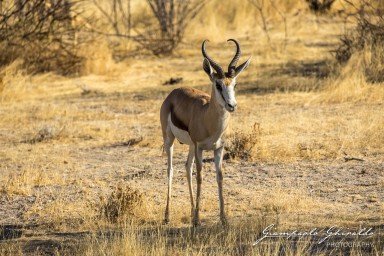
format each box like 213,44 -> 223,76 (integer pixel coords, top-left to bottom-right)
218,87 -> 226,103
215,81 -> 222,92
215,81 -> 228,104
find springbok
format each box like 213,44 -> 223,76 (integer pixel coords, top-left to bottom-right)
160,39 -> 251,226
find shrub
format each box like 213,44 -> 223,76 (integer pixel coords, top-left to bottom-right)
225,123 -> 260,161
100,185 -> 145,223
93,0 -> 206,56
0,0 -> 85,75
334,2 -> 384,83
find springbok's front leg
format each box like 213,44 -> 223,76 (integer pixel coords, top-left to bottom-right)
186,145 -> 195,219
193,145 -> 203,227
214,146 -> 227,225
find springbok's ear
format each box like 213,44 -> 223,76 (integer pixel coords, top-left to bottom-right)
234,57 -> 251,78
203,58 -> 214,80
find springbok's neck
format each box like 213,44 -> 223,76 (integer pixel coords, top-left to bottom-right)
204,86 -> 230,135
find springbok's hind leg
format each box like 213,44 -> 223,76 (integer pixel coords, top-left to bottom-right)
193,146 -> 203,227
164,130 -> 175,224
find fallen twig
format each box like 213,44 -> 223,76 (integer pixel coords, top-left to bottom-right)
343,151 -> 364,162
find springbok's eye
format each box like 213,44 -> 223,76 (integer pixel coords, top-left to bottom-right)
234,83 -> 237,89
215,82 -> 222,91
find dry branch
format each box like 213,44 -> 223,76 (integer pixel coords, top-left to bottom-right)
249,0 -> 271,42
342,152 -> 364,162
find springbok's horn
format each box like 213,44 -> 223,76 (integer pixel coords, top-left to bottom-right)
202,40 -> 225,79
227,39 -> 241,78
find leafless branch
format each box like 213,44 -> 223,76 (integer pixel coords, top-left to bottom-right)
138,0 -> 206,55
249,0 -> 271,42
343,152 -> 364,162
269,0 -> 288,47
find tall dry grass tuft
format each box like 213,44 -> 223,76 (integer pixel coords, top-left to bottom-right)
99,185 -> 150,224
0,60 -> 30,102
81,42 -> 117,76
187,0 -> 308,42
320,52 -> 384,103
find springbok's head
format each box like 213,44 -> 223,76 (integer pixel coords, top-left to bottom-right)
202,39 -> 251,112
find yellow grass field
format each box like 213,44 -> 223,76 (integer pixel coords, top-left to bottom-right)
0,0 -> 383,255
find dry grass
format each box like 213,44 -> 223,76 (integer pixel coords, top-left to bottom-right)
320,53 -> 384,103
0,0 -> 383,255
100,184 -> 148,223
2,218 -> 382,255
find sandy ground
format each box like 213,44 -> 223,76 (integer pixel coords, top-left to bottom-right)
1,92 -> 382,227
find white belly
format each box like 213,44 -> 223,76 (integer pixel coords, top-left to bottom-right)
167,114 -> 224,150
198,136 -> 223,150
168,114 -> 193,145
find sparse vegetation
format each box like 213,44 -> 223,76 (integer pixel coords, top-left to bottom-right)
0,0 -> 383,255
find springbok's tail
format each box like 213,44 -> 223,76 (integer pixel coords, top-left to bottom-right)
160,143 -> 165,153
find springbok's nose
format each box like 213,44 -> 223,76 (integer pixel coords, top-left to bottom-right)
227,103 -> 237,109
